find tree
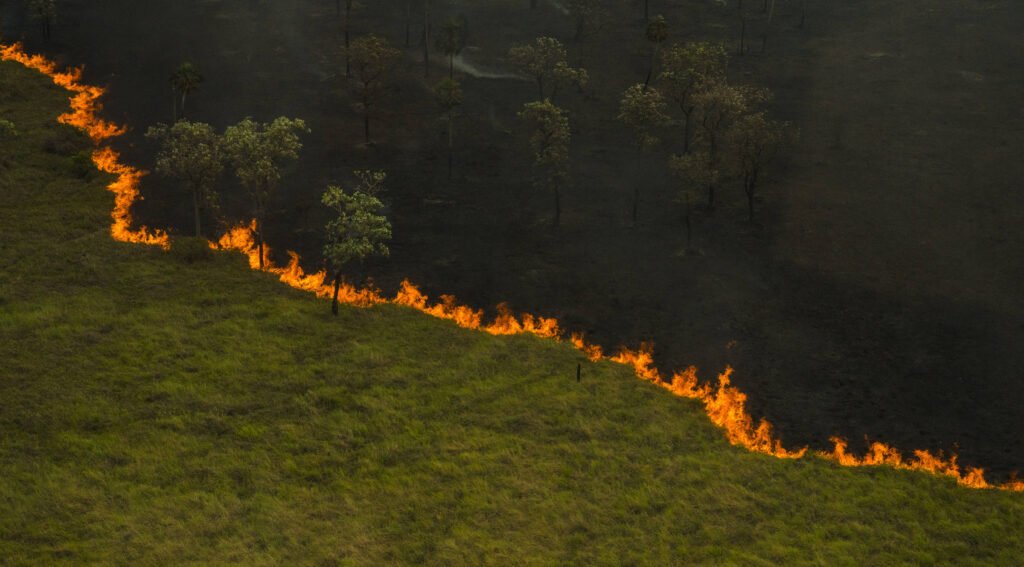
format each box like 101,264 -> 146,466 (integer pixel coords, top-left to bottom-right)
669,151 -> 713,249
644,15 -> 669,87
222,117 -> 309,270
508,37 -> 588,100
170,62 -> 203,121
567,0 -> 609,43
518,100 -> 571,226
422,0 -> 432,78
322,172 -> 392,315
145,121 -> 224,237
27,0 -> 56,41
659,42 -> 728,153
689,80 -> 767,207
435,78 -> 463,180
345,34 -> 401,144
435,15 -> 468,79
617,83 -> 669,224
724,111 -> 794,221
340,0 -> 362,78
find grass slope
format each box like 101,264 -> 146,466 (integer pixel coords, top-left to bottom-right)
0,60 -> 1022,566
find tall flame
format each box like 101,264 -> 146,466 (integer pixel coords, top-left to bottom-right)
6,43 -> 1021,492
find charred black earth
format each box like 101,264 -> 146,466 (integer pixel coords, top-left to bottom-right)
5,0 -> 1023,479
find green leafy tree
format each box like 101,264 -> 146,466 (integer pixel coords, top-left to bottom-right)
322,172 -> 392,315
508,37 -> 588,100
223,117 -> 309,269
659,42 -> 728,153
145,121 -> 224,237
170,62 -> 203,121
345,34 -> 401,144
689,80 -> 767,207
27,0 -> 56,40
644,15 -> 669,87
435,78 -> 463,180
435,15 -> 469,79
617,83 -> 669,224
724,111 -> 794,221
518,100 -> 571,226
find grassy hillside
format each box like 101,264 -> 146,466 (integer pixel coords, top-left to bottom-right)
1,60 -> 1022,566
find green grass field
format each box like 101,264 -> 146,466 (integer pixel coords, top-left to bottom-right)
1,60 -> 1022,566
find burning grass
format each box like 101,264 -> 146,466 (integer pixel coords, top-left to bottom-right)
1,52 -> 1023,564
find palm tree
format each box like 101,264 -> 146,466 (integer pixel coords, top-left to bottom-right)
170,62 -> 203,120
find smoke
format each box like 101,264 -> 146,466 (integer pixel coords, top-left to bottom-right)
452,53 -> 523,80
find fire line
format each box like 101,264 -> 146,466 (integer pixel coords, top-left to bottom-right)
4,42 -> 1020,492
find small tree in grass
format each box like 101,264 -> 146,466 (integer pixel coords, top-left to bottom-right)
146,121 -> 224,237
346,34 -> 401,144
435,78 -> 463,180
724,111 -> 795,221
617,83 -> 669,224
223,117 -> 309,270
518,100 -> 571,226
322,171 -> 392,315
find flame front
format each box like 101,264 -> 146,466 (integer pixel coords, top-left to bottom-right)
1,43 -> 168,248
7,43 -> 1022,492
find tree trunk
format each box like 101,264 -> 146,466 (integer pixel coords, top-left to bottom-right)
632,185 -> 640,225
364,113 -> 370,143
553,184 -> 561,226
192,188 -> 202,237
685,193 -> 692,248
405,2 -> 412,46
739,17 -> 746,55
447,113 -> 454,180
644,49 -> 655,87
255,216 -> 265,270
171,87 -> 178,122
537,76 -> 545,99
423,0 -> 431,78
345,31 -> 351,77
746,168 -> 759,222
181,92 -> 188,118
331,272 -> 342,315
682,108 -> 692,153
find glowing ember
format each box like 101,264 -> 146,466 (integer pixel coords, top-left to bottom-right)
8,42 -> 1022,492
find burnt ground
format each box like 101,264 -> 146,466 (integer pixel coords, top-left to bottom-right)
4,0 -> 1023,479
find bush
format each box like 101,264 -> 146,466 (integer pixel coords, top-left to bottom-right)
169,236 -> 214,263
70,150 -> 94,178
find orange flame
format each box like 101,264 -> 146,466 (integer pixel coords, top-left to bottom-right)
10,43 -> 1023,492
823,436 -> 1007,490
1,43 -> 168,248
